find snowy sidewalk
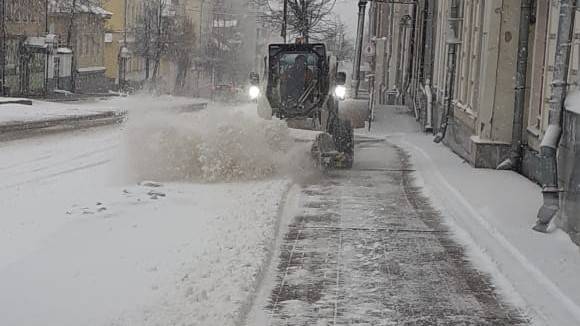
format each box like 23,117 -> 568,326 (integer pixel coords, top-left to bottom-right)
0,95 -> 210,139
366,105 -> 580,325
247,138 -> 527,325
0,97 -> 124,136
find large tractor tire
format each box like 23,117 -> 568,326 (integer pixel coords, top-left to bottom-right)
332,119 -> 354,169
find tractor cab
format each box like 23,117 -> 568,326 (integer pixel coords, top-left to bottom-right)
266,43 -> 330,119
252,40 -> 354,169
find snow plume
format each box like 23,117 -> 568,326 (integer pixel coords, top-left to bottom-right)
120,97 -> 314,182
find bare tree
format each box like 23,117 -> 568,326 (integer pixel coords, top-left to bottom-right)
321,19 -> 353,61
134,0 -> 198,92
134,0 -> 159,80
133,0 -> 171,83
150,0 -> 169,82
252,0 -> 337,43
167,17 -> 196,93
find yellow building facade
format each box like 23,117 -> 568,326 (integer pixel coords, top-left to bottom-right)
102,0 -> 207,90
102,0 -> 146,86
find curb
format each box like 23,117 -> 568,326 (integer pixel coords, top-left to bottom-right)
0,111 -> 126,141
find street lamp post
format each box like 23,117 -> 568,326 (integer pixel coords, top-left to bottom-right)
352,0 -> 368,99
282,0 -> 288,43
1,0 -> 5,96
119,0 -> 128,91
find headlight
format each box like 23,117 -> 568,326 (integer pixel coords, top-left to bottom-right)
249,86 -> 260,99
334,85 -> 346,100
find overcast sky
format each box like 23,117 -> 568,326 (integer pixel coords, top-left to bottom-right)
333,0 -> 363,39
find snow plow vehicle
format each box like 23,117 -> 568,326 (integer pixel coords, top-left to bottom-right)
252,42 -> 354,169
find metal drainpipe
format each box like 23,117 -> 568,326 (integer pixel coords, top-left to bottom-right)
385,3 -> 395,91
396,16 -> 408,97
410,2 -> 422,112
434,41 -> 457,143
534,0 -> 577,233
404,3 -> 418,104
434,0 -> 461,144
497,0 -> 533,171
423,0 -> 435,132
400,16 -> 411,102
352,0 -> 368,99
412,1 -> 426,121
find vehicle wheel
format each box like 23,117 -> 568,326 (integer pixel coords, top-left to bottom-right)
333,119 -> 354,169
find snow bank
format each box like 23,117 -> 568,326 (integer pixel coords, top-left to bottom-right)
121,98 -> 315,183
0,99 -> 121,125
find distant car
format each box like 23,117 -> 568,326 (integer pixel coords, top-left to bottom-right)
213,84 -> 238,102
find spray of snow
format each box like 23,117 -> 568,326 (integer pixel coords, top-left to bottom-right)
119,96 -> 315,183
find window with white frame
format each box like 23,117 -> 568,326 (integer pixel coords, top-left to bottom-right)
455,0 -> 483,114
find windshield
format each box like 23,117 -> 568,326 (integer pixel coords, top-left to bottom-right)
270,52 -> 321,116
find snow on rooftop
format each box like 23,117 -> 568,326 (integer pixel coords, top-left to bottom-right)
77,66 -> 106,73
48,0 -> 113,18
56,47 -> 73,54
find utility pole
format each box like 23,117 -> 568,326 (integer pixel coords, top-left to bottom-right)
45,0 -> 49,32
119,0 -> 128,91
1,0 -> 5,96
352,0 -> 368,99
67,0 -> 78,92
282,0 -> 288,43
45,0 -> 49,96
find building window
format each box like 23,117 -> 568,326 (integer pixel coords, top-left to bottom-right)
85,36 -> 90,57
15,3 -> 20,22
78,35 -> 83,56
454,0 -> 483,113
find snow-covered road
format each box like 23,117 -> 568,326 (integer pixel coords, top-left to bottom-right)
0,102 -> 293,326
4,98 -> 580,326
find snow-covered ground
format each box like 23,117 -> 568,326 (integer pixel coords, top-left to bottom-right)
0,99 -> 120,125
0,98 -> 308,326
4,96 -> 580,325
0,94 -> 211,128
365,105 -> 580,326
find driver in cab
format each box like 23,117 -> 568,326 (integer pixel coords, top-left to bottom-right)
281,55 -> 314,102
